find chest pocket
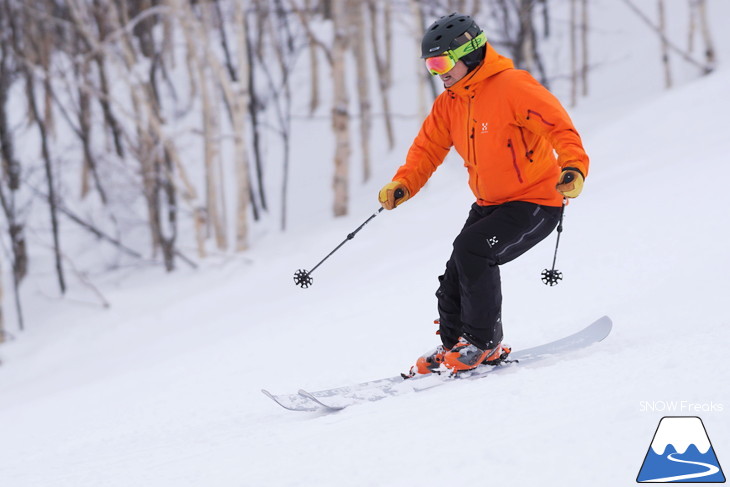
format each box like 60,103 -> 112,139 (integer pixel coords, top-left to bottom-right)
516,126 -> 539,162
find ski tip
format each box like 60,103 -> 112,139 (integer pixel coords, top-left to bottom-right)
595,315 -> 613,341
262,389 -> 323,412
297,389 -> 347,411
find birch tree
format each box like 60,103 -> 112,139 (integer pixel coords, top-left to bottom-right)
658,0 -> 672,89
16,2 -> 67,292
580,0 -> 589,97
181,0 -> 253,251
569,0 -> 590,104
331,0 -> 350,217
367,0 -> 395,150
688,0 -> 716,74
350,0 -> 372,183
0,8 -> 26,331
230,1 -> 252,251
622,0 -> 715,80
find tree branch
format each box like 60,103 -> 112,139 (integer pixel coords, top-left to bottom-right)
621,0 -> 711,73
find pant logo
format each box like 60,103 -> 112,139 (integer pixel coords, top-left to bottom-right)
486,236 -> 499,247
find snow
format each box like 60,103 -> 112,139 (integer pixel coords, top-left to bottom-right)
2,2 -> 730,486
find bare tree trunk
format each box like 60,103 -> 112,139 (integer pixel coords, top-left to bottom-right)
321,0 -> 333,20
539,0 -> 550,38
688,0 -> 697,53
231,0 -> 252,251
581,0 -> 589,97
570,0 -> 578,106
0,158 -> 25,335
658,0 -> 672,89
622,0 -> 710,74
305,0 -> 321,115
494,0 -> 548,86
202,36 -> 227,251
695,0 -> 716,73
214,0 -> 237,82
150,50 -> 178,272
367,0 -> 394,151
332,0 -> 350,217
207,28 -> 229,255
350,0 -> 371,183
215,0 -> 260,224
244,25 -> 265,222
77,56 -> 109,204
181,0 -> 251,249
160,146 -> 177,271
0,257 -> 4,341
169,0 -> 213,258
78,59 -> 92,199
264,0 -> 295,232
519,0 -> 536,73
12,2 -> 66,294
0,27 -> 26,331
450,0 -> 466,14
25,69 -> 66,294
411,0 -> 436,115
383,1 -> 393,89
107,0 -> 180,268
91,1 -> 126,158
248,1 -> 297,232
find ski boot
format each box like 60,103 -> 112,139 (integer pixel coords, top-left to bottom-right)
483,343 -> 511,365
408,344 -> 449,376
403,322 -> 451,378
443,336 -> 509,374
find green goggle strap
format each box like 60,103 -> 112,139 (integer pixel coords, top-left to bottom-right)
448,32 -> 487,62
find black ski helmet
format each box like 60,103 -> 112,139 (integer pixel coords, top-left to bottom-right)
421,13 -> 486,72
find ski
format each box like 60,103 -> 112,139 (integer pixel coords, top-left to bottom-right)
262,315 -> 612,412
261,389 -> 321,412
297,389 -> 346,411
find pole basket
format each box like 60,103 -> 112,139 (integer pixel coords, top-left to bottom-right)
293,269 -> 314,288
541,268 -> 563,286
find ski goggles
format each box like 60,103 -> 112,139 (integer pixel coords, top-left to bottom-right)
424,32 -> 487,75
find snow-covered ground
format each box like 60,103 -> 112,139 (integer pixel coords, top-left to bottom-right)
1,2 -> 729,486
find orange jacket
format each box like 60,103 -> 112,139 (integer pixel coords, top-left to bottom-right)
394,43 -> 589,207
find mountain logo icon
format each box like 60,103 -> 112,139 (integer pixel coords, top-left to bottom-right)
637,416 -> 725,483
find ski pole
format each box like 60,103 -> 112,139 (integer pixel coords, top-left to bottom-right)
294,189 -> 404,288
541,199 -> 566,286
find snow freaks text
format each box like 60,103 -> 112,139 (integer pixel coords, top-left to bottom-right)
639,401 -> 724,413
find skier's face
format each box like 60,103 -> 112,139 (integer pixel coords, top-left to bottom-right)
439,60 -> 468,88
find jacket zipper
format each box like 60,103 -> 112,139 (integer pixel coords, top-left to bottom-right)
526,109 -> 556,127
517,126 -> 535,162
507,139 -> 524,183
467,95 -> 481,198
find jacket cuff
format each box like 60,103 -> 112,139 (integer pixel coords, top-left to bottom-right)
562,166 -> 586,179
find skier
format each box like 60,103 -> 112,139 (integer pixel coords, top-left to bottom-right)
378,13 -> 589,375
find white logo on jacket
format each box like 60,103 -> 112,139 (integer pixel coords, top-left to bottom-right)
481,122 -> 489,134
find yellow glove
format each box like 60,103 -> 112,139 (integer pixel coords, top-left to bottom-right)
556,168 -> 585,198
378,181 -> 410,210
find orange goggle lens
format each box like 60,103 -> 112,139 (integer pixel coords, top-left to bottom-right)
425,55 -> 456,75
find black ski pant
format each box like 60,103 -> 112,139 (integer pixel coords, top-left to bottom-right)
436,201 -> 562,350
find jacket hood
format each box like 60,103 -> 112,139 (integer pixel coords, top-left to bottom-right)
447,43 -> 514,96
